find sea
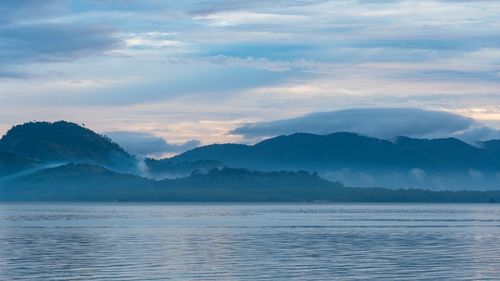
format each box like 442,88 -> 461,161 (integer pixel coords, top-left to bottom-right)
1,203 -> 499,280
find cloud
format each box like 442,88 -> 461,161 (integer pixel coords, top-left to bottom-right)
188,0 -> 329,15
1,0 -> 500,142
0,23 -> 122,64
0,0 -> 123,73
0,70 -> 32,79
200,43 -> 316,60
454,126 -> 500,144
194,11 -> 306,27
232,108 -> 476,141
166,55 -> 319,72
0,0 -> 62,24
104,131 -> 200,156
57,61 -> 297,105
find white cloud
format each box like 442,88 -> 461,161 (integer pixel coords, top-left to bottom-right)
124,32 -> 187,49
194,11 -> 306,26
165,55 -> 321,72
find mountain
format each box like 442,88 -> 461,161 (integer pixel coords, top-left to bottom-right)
170,132 -> 500,189
2,163 -> 499,203
0,121 -> 221,177
0,121 -> 135,170
0,163 -> 154,201
1,163 -> 342,201
2,121 -> 500,191
172,132 -> 498,170
0,152 -> 39,176
480,140 -> 500,153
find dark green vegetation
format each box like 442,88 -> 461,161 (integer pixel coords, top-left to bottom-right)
144,158 -> 224,178
0,121 -> 135,170
0,152 -> 39,176
2,164 -> 500,203
1,120 -> 500,201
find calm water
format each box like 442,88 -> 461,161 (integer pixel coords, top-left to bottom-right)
1,204 -> 500,280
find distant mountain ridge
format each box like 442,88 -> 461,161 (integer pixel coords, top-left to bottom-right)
5,121 -> 498,174
2,121 -> 500,192
172,132 -> 500,171
169,132 -> 500,189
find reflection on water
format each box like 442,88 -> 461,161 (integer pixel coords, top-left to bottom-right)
1,203 -> 500,280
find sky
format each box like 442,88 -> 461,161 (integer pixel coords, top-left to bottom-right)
1,0 -> 499,156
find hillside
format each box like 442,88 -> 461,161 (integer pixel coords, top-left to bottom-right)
169,132 -> 500,189
2,121 -> 500,190
172,132 -> 498,170
0,121 -> 135,169
2,164 -> 500,203
1,164 -> 342,201
0,152 -> 39,176
144,158 -> 225,178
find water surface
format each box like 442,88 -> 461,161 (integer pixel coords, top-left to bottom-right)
1,203 -> 499,280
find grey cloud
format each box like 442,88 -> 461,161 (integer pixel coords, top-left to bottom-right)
395,70 -> 500,83
352,36 -> 500,53
0,69 -> 32,79
0,23 -> 122,64
189,0 -> 329,15
0,0 -> 62,24
46,63 -> 294,106
0,0 -> 123,70
232,108 -> 476,141
104,131 -> 200,156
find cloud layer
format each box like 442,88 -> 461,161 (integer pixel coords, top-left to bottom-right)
0,1 -> 122,68
0,1 -> 499,144
232,108 -> 500,143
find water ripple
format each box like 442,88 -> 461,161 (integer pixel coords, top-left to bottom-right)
0,203 -> 499,280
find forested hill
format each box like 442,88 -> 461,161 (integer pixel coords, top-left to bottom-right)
0,121 -> 134,168
2,164 -> 500,203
